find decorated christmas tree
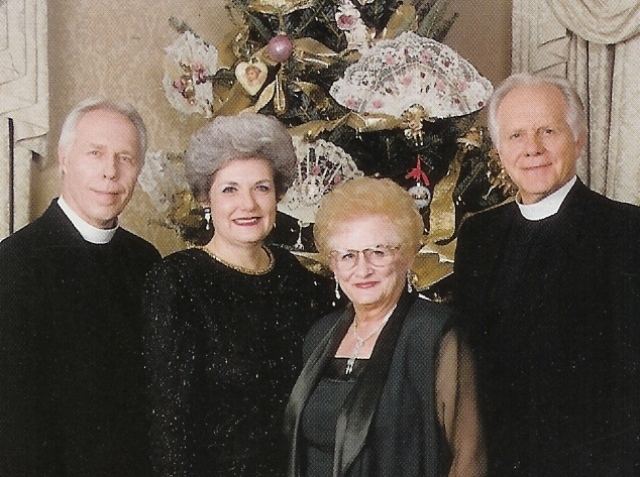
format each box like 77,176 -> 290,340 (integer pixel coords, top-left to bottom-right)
139,0 -> 515,296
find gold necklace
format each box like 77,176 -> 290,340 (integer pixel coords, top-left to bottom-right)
198,245 -> 275,275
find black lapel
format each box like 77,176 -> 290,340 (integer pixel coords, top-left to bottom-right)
334,291 -> 418,476
285,307 -> 353,477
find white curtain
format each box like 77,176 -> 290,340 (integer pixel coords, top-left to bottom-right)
0,0 -> 49,239
512,0 -> 640,205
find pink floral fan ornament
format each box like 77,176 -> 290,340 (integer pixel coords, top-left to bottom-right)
162,31 -> 220,117
278,137 -> 363,244
330,31 -> 493,119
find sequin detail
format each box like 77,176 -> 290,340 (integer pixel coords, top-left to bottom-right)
143,246 -> 336,476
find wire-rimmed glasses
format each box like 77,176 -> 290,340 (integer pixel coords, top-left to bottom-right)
329,244 -> 401,271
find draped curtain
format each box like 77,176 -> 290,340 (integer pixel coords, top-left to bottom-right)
0,0 -> 49,239
512,0 -> 640,205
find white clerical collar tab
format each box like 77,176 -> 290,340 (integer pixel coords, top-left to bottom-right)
58,196 -> 118,244
517,176 -> 577,221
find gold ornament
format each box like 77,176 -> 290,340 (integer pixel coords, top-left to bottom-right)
486,148 -> 518,197
247,0 -> 315,15
292,81 -> 331,111
381,3 -> 417,39
273,70 -> 287,115
214,83 -> 254,116
167,190 -> 203,229
292,38 -> 340,68
427,149 -> 463,245
401,104 -> 430,146
457,127 -> 483,150
290,251 -> 332,277
412,149 -> 466,290
287,112 -> 405,142
347,111 -> 405,132
253,80 -> 276,113
412,252 -> 453,292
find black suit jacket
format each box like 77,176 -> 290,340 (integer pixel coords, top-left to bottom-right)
453,181 -> 640,476
0,200 -> 160,476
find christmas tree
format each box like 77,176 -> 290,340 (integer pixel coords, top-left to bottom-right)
140,0 -> 515,295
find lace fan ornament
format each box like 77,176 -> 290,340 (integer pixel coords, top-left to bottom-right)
278,137 -> 363,225
330,31 -> 493,119
162,31 -> 220,118
138,150 -> 191,214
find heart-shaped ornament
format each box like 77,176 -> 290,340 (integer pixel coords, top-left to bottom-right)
235,59 -> 268,96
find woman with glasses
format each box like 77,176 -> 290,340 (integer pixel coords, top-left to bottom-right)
284,177 -> 485,477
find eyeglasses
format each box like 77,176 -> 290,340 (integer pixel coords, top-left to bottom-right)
329,244 -> 401,271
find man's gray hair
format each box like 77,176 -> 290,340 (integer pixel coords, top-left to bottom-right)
58,97 -> 148,161
487,73 -> 588,148
185,113 -> 297,202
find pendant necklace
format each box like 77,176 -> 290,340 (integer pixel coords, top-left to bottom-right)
345,315 -> 390,375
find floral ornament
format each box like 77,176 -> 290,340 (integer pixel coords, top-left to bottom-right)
335,0 -> 373,52
335,0 -> 361,30
163,31 -> 220,117
330,31 -> 493,118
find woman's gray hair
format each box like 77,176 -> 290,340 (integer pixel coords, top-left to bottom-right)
58,97 -> 148,161
185,113 -> 297,202
487,73 -> 588,148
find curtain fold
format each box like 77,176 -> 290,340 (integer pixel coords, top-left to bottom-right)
0,0 -> 49,238
545,0 -> 640,44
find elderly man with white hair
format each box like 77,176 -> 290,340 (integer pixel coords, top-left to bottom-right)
454,73 -> 640,476
0,98 -> 160,476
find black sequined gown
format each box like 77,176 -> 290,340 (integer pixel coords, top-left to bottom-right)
143,247 -> 335,477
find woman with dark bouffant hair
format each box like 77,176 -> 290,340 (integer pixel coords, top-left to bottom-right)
143,113 -> 336,476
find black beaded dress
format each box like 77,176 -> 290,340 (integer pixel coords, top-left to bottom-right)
143,246 -> 335,477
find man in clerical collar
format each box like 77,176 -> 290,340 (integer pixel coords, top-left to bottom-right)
0,98 -> 160,476
454,73 -> 640,476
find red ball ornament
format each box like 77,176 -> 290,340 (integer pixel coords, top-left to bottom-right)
267,33 -> 294,63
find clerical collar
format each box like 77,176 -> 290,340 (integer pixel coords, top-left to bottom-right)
57,196 -> 118,244
517,176 -> 577,221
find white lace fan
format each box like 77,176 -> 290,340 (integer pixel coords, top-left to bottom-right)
278,137 -> 363,224
138,150 -> 190,217
330,31 -> 493,119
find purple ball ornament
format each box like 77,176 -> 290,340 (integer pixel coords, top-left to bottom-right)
266,33 -> 294,63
